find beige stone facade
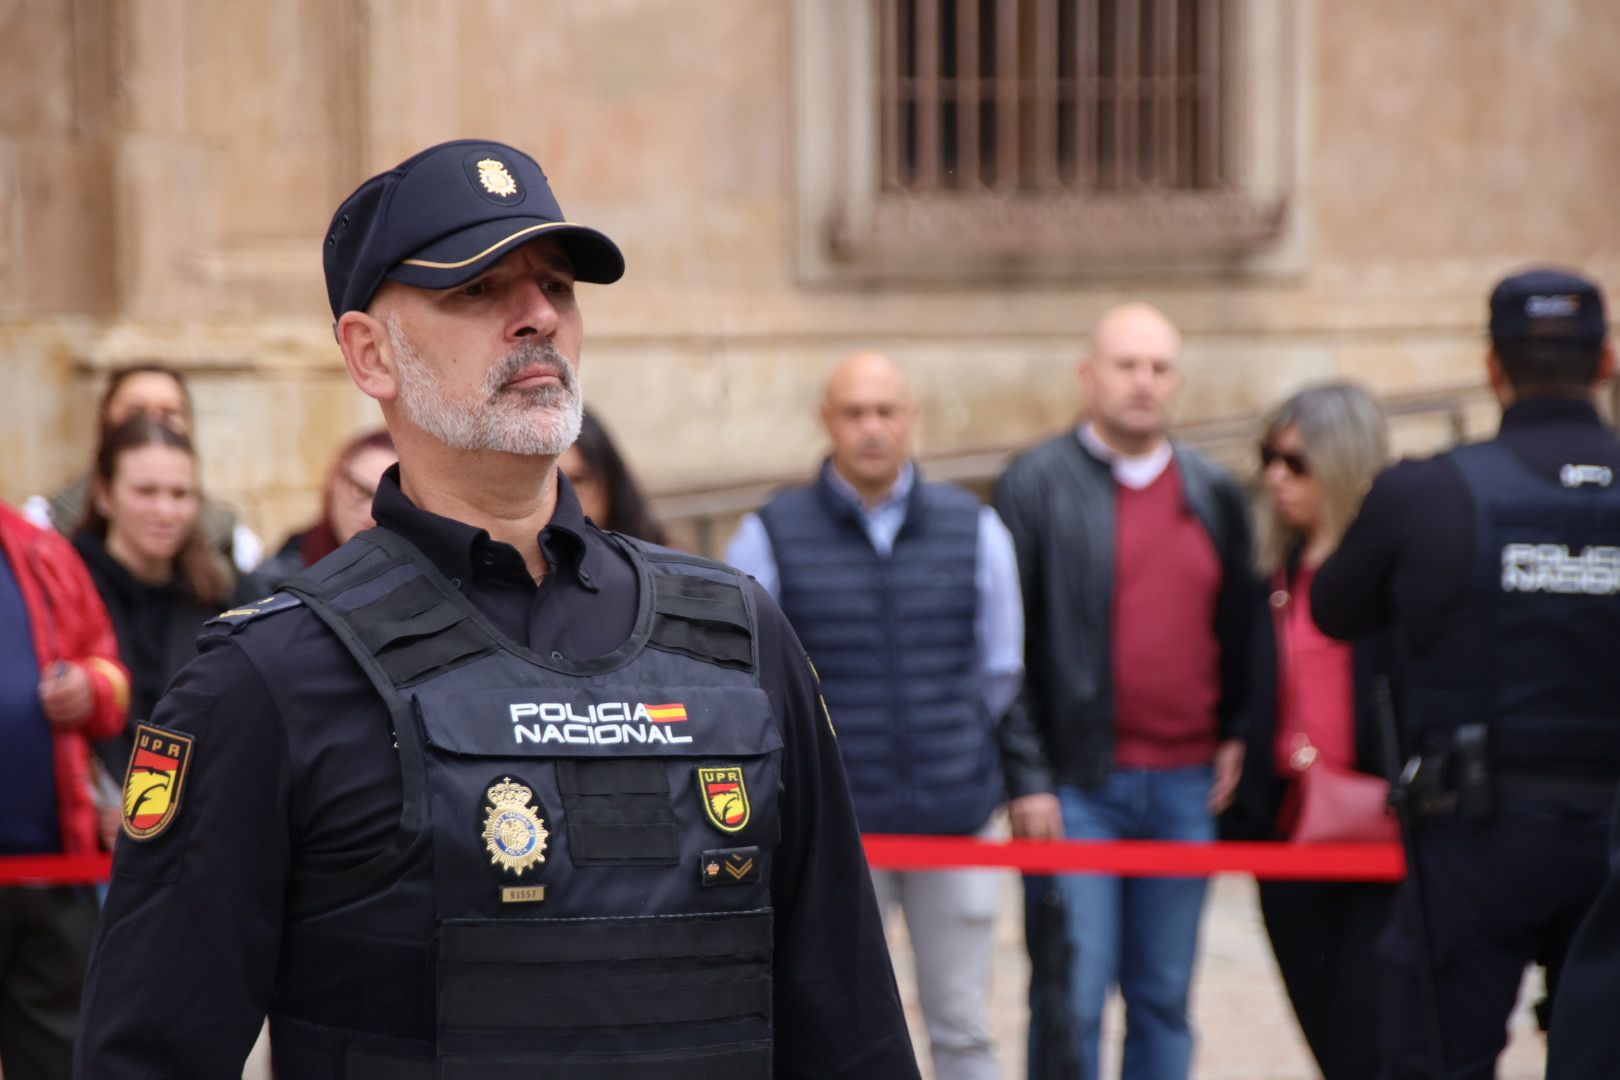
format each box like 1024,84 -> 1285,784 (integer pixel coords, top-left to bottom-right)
3,0 -> 1619,550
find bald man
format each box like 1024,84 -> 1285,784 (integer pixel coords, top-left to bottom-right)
993,305 -> 1253,1080
726,352 -> 1024,1080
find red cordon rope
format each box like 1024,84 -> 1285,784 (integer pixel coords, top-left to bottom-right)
0,853 -> 113,886
862,835 -> 1406,881
0,839 -> 1406,886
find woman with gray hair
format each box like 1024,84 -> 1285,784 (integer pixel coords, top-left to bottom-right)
1221,380 -> 1402,1080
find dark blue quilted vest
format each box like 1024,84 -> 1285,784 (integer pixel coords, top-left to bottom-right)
759,469 -> 1001,835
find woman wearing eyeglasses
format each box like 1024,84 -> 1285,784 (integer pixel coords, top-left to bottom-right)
1221,381 -> 1401,1080
256,429 -> 397,585
555,408 -> 668,545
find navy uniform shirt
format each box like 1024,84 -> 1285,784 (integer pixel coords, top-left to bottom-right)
78,468 -> 920,1080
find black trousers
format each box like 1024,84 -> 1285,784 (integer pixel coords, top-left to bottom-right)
1546,795 -> 1620,1079
1259,878 -> 1396,1080
0,885 -> 99,1080
1379,798 -> 1611,1080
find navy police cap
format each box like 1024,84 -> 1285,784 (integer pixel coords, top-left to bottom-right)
323,139 -> 625,318
1489,266 -> 1606,345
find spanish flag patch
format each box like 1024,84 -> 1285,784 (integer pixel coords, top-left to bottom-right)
121,724 -> 194,842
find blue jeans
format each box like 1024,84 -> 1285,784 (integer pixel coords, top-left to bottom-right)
1029,766 -> 1215,1080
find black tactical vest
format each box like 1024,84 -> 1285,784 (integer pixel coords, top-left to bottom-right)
261,527 -> 781,1079
1406,440 -> 1620,777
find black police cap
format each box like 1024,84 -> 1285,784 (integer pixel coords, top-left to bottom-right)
1489,267 -> 1607,346
323,139 -> 625,318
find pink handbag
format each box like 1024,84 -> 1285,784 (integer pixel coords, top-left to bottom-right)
1288,759 -> 1399,844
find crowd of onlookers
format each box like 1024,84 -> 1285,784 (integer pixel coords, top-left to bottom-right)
0,307 -> 1590,1079
719,310 -> 1412,1080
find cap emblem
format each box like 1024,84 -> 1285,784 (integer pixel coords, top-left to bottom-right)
1526,294 -> 1580,318
476,158 -> 520,198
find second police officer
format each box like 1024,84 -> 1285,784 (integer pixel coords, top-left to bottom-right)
1312,267 -> 1620,1078
75,139 -> 922,1079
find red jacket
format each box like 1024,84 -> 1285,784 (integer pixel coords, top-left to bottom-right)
0,502 -> 129,854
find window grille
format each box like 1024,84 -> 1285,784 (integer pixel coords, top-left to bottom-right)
879,0 -> 1228,194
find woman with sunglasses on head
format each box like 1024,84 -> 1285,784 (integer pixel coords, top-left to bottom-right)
26,362 -> 265,572
72,416 -> 251,781
1220,381 -> 1402,1080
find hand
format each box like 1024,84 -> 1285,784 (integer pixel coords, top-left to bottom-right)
1009,793 -> 1064,840
98,801 -> 121,850
39,662 -> 95,728
1208,738 -> 1245,813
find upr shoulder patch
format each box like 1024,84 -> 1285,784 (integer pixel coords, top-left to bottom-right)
206,592 -> 304,633
698,765 -> 751,834
122,723 -> 195,841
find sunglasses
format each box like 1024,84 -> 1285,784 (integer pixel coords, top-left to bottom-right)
1259,445 -> 1311,478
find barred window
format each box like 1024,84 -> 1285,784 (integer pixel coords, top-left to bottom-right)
880,0 -> 1227,194
793,0 -> 1299,281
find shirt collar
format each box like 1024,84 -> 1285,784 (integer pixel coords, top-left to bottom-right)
823,459 -> 915,514
1500,397 -> 1604,430
1077,422 -> 1174,491
370,465 -> 603,591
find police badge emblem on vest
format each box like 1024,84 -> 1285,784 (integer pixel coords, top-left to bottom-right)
482,776 -> 549,875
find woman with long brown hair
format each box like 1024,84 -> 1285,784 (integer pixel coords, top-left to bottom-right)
73,415 -> 246,775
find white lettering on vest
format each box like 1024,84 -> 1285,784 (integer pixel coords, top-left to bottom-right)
506,699 -> 698,747
1501,543 -> 1620,596
1560,464 -> 1614,489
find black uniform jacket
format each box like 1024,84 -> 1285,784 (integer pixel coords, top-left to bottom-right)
78,469 -> 920,1080
993,431 -> 1254,796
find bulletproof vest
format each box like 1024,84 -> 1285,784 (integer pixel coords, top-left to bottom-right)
263,527 -> 781,1080
759,473 -> 1000,835
1406,440 -> 1620,777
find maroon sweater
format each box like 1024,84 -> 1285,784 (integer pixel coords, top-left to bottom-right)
1112,462 -> 1224,768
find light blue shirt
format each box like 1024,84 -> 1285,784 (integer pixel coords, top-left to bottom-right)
726,462 -> 1025,720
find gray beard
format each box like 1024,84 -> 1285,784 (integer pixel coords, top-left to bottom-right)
389,315 -> 584,457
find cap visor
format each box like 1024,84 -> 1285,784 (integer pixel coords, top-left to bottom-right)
387,217 -> 625,290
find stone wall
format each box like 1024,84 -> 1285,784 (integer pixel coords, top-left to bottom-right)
3,0 -> 1618,548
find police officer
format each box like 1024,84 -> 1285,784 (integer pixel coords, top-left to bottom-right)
76,139 -> 922,1080
1312,267 -> 1620,1078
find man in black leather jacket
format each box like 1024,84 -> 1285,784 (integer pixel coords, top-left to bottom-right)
993,303 -> 1252,1080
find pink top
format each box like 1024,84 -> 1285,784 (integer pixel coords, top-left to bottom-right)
1272,562 -> 1356,776
1112,463 -> 1224,769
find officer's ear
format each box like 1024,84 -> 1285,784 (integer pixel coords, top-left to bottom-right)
1485,348 -> 1516,409
1597,343 -> 1615,385
336,308 -> 400,404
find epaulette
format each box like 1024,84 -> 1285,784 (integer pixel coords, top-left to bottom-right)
204,591 -> 305,634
